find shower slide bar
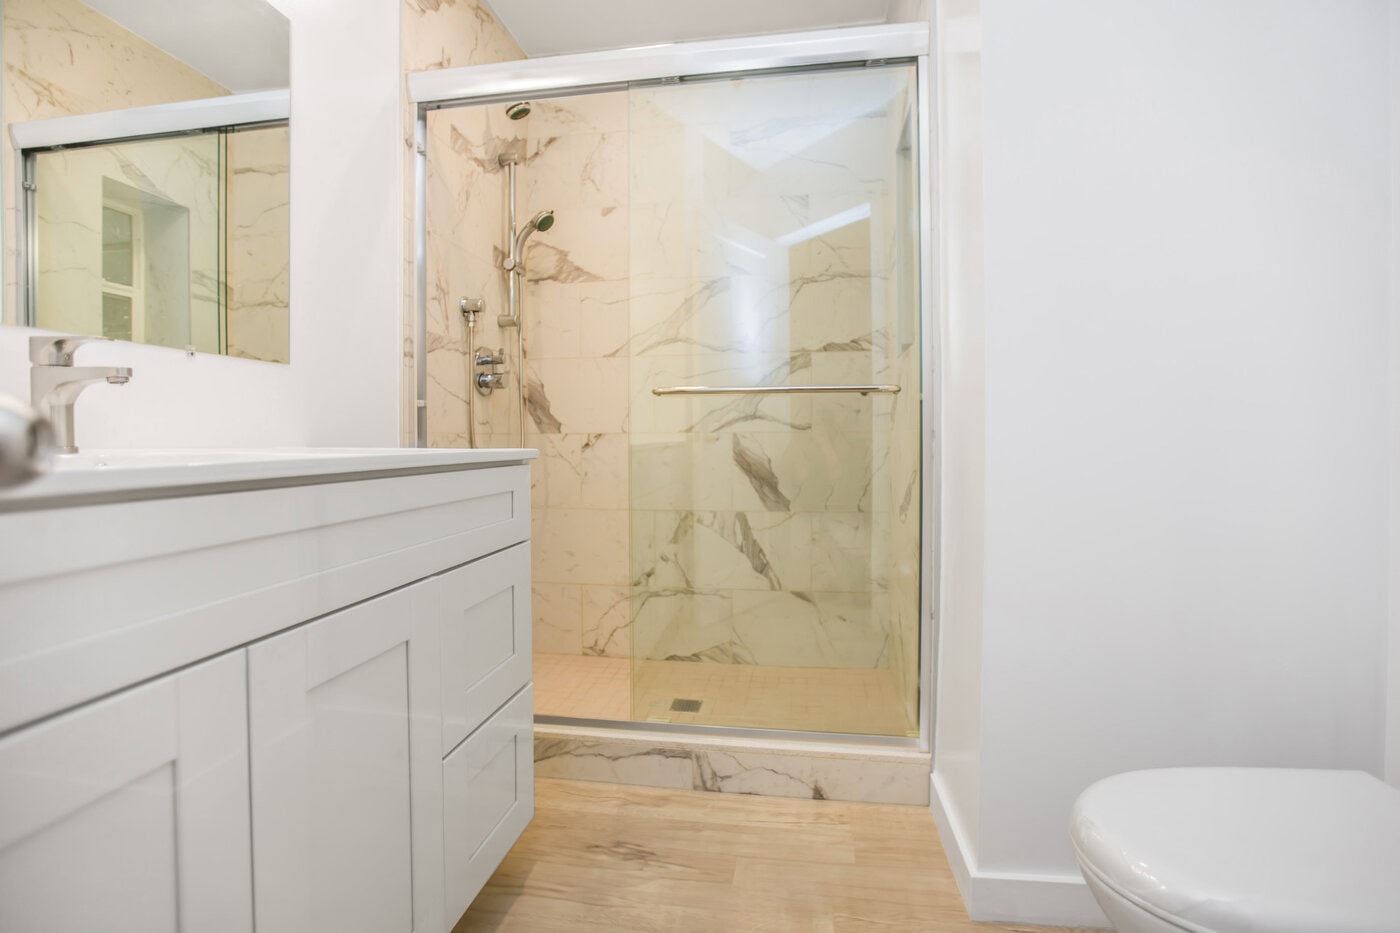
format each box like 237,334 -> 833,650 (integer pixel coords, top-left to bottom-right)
653,384 -> 901,397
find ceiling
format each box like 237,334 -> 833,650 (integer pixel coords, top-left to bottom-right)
83,0 -> 290,93
483,0 -> 902,57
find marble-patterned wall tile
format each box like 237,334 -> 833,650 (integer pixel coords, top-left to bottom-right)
810,513 -> 877,593
525,130 -> 628,211
631,510 -> 814,595
526,93 -> 629,139
533,506 -> 629,586
523,279 -> 631,361
731,591 -> 889,669
727,431 -> 874,515
533,582 -> 582,654
402,0 -> 524,446
630,434 -> 734,511
525,357 -> 628,435
522,202 -> 626,286
529,433 -> 628,510
226,125 -> 290,362
581,585 -> 631,658
630,591 -> 736,662
402,0 -> 522,72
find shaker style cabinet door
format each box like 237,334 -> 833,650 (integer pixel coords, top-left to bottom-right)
249,581 -> 444,933
0,651 -> 253,933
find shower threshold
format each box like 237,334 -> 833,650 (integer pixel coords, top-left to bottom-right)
532,653 -> 928,804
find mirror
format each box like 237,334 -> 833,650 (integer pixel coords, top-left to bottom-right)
2,0 -> 291,362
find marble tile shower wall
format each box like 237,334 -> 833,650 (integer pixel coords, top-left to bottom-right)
520,94 -> 634,659
624,72 -> 922,688
401,0 -> 525,446
424,69 -> 922,719
424,92 -> 633,661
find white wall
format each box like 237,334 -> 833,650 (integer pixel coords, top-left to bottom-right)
931,0 -> 985,860
0,0 -> 404,449
1388,2 -> 1400,789
935,0 -> 1394,923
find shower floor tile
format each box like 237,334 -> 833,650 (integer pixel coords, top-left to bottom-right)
533,653 -> 916,737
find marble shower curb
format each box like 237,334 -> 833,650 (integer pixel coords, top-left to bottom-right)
534,722 -> 931,805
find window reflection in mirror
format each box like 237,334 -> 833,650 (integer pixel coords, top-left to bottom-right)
2,0 -> 290,363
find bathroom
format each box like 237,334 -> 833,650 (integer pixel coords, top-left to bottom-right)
0,0 -> 1397,931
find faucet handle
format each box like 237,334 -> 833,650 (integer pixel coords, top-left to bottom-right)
29,335 -> 113,366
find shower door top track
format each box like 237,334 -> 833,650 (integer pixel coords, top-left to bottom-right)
408,22 -> 927,108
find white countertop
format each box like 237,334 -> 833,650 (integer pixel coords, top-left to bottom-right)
0,447 -> 537,510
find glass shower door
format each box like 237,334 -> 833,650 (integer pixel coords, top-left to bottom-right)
626,64 -> 922,737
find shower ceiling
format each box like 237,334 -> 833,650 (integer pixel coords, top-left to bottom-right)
483,0 -> 900,57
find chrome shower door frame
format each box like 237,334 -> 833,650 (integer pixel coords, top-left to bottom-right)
409,21 -> 939,753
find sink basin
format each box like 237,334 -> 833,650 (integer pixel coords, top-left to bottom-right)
0,447 -> 536,509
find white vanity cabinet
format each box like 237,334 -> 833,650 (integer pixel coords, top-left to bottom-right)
249,543 -> 534,933
249,580 -> 445,933
0,652 -> 253,933
0,449 -> 536,933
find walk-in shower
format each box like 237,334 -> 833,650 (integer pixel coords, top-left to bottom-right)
413,25 -> 931,747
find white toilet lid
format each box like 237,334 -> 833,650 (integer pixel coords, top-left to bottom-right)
1070,768 -> 1400,933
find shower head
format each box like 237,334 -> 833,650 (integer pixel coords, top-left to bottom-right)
512,209 -> 555,259
505,101 -> 531,120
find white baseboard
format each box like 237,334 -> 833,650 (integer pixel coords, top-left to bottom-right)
929,773 -> 1111,929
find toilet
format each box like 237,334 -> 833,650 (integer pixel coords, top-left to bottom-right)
1070,768 -> 1400,932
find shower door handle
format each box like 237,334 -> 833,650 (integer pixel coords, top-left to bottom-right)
652,384 -> 901,397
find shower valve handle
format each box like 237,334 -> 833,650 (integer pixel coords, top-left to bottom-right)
475,348 -> 505,367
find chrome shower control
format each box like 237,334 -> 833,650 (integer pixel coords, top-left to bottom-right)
476,372 -> 508,390
474,347 -> 507,396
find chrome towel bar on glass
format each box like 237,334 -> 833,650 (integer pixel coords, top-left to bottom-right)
652,384 -> 901,397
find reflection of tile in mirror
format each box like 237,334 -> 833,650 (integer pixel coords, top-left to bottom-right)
2,0 -> 290,362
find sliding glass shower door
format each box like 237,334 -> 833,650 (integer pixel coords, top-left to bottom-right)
626,64 -> 922,736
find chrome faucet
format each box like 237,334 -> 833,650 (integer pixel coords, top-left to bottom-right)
29,336 -> 132,454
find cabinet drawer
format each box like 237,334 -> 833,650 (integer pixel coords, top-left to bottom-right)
443,684 -> 534,924
439,544 -> 531,755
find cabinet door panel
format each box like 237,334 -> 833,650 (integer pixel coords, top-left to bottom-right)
0,652 -> 251,933
250,582 -> 443,933
440,543 -> 531,755
443,685 -> 534,924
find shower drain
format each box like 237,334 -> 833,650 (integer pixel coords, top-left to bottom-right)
669,698 -> 703,713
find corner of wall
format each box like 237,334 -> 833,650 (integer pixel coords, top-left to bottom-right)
930,0 -> 986,858
932,771 -> 1109,928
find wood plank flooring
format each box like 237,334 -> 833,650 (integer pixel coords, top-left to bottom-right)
454,779 -> 1102,932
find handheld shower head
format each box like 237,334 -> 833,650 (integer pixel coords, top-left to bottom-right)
512,209 -> 555,260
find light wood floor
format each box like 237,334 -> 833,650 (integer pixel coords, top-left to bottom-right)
454,779 -> 1101,933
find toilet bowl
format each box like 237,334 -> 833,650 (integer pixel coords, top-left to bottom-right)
1069,768 -> 1400,933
